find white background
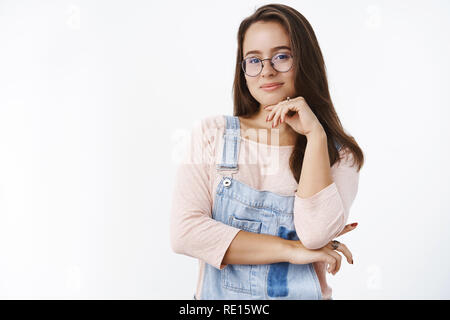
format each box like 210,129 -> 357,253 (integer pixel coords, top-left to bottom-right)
1,0 -> 449,299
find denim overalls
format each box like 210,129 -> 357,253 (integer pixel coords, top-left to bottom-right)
198,115 -> 341,300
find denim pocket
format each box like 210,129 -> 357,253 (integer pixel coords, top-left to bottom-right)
228,215 -> 262,233
221,215 -> 262,294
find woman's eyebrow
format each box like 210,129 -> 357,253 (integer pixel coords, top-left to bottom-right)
244,45 -> 291,57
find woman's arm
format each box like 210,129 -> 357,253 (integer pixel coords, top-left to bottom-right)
171,116 -> 357,269
221,230 -> 292,265
170,117 -> 243,270
265,99 -> 360,250
296,128 -> 332,199
222,225 -> 356,271
293,136 -> 360,249
170,117 -> 321,269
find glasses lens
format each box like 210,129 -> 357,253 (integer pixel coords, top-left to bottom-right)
242,54 -> 293,76
272,53 -> 293,72
243,57 -> 262,76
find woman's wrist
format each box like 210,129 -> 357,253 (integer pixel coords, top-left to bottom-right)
306,125 -> 326,141
263,235 -> 299,264
280,239 -> 301,264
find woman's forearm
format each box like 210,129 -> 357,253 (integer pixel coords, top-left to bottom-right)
296,128 -> 333,198
221,230 -> 294,265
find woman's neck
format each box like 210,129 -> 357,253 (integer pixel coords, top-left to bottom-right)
238,107 -> 297,146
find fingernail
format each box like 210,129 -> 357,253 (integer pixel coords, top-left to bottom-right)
351,222 -> 358,227
351,259 -> 354,264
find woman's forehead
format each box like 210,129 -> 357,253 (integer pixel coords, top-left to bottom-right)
243,22 -> 290,55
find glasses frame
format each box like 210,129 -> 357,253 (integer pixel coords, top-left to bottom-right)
241,53 -> 294,77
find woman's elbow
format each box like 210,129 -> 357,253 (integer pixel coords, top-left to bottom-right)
170,236 -> 184,254
169,223 -> 186,254
298,234 -> 329,250
294,215 -> 345,249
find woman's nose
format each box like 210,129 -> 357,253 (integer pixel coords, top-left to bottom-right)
260,61 -> 276,77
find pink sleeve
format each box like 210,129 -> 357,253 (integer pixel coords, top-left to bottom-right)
293,148 -> 360,249
169,117 -> 241,270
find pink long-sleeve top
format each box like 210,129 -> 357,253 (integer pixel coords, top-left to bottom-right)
170,114 -> 359,300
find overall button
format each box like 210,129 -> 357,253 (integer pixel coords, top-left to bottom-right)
223,178 -> 231,187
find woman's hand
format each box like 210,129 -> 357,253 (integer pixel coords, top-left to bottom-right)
264,96 -> 323,137
286,222 -> 357,275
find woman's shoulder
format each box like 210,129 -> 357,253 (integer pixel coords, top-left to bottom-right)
189,114 -> 224,137
181,115 -> 225,165
195,114 -> 227,145
183,114 -> 227,162
198,114 -> 226,131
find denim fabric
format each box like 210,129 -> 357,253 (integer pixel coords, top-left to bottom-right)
198,115 -> 338,300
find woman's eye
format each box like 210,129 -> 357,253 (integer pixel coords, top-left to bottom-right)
248,58 -> 259,64
275,54 -> 289,60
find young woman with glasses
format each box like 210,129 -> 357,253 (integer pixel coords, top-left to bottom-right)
170,3 -> 364,300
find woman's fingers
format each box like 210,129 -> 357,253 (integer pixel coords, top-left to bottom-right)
272,106 -> 284,127
265,101 -> 292,126
338,242 -> 353,265
280,105 -> 291,123
267,107 -> 281,124
337,222 -> 358,237
320,251 -> 337,275
326,241 -> 353,265
266,107 -> 277,122
322,247 -> 342,274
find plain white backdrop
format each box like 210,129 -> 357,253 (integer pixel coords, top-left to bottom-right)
0,0 -> 449,299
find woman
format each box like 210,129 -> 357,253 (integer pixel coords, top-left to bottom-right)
170,4 -> 364,300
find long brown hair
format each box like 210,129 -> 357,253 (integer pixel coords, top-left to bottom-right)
233,4 -> 364,182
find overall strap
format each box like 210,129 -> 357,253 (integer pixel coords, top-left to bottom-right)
216,115 -> 240,172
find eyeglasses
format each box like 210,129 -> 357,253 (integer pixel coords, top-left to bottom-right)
241,53 -> 294,77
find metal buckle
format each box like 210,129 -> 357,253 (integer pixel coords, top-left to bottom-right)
216,165 -> 238,178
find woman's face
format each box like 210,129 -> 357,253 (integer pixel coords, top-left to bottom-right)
242,21 -> 296,108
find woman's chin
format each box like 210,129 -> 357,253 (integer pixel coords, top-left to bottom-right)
261,96 -> 285,105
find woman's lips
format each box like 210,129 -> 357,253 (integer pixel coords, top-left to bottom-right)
260,83 -> 283,91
